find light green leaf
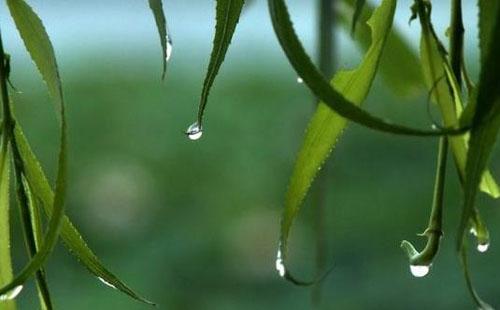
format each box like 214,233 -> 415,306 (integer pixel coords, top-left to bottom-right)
0,0 -> 67,296
148,0 -> 171,79
339,0 -> 423,97
279,0 -> 396,281
13,126 -> 154,305
0,140 -> 16,310
416,0 -> 499,198
196,0 -> 245,127
457,2 -> 500,249
268,0 -> 465,136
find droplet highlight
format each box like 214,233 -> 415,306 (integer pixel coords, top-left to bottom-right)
296,77 -> 304,84
275,250 -> 286,277
186,122 -> 203,141
477,243 -> 490,253
98,277 -> 117,289
166,35 -> 173,62
409,264 -> 430,277
0,285 -> 23,301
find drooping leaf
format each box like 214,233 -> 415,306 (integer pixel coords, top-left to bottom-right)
0,0 -> 68,295
148,0 -> 171,79
268,0 -> 465,136
478,0 -> 499,67
13,126 -> 154,305
416,0 -> 499,198
339,0 -> 423,97
0,140 -> 16,310
279,0 -> 396,281
196,0 -> 245,127
457,2 -> 500,249
460,243 -> 493,310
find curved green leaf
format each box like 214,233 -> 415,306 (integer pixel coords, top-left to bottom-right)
148,0 -> 171,79
0,140 -> 15,310
196,0 -> 245,126
13,126 -> 154,305
279,0 -> 396,281
0,0 -> 67,296
460,243 -> 493,310
457,2 -> 500,249
268,0 -> 466,136
339,0 -> 423,97
416,0 -> 499,198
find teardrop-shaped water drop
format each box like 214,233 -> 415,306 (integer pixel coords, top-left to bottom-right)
166,35 -> 173,62
186,122 -> 203,141
409,264 -> 430,277
275,250 -> 286,277
477,242 -> 490,253
296,77 -> 304,84
0,285 -> 23,301
98,277 -> 117,289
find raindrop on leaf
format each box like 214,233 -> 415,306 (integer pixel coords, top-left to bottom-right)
0,285 -> 23,301
275,249 -> 286,277
186,122 -> 203,141
296,77 -> 303,84
477,243 -> 490,253
98,277 -> 117,290
409,264 -> 430,277
166,35 -> 173,62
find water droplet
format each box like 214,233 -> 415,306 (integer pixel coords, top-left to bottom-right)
98,277 -> 117,289
275,250 -> 286,277
166,35 -> 173,62
186,122 -> 203,141
296,77 -> 304,84
431,124 -> 438,130
410,264 -> 430,277
477,243 -> 490,253
0,285 -> 23,301
470,227 -> 477,236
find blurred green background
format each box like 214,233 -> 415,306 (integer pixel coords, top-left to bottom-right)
1,0 -> 499,309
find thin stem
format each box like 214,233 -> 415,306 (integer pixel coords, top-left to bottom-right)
449,0 -> 464,87
312,0 -> 335,305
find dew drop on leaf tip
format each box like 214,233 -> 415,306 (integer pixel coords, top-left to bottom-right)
275,250 -> 286,277
477,243 -> 490,253
409,264 -> 430,277
166,35 -> 173,62
0,285 -> 23,301
186,122 -> 203,141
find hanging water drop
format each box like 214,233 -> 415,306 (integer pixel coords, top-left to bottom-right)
166,35 -> 173,62
98,277 -> 117,289
296,77 -> 304,84
409,264 -> 430,277
477,242 -> 490,253
0,285 -> 23,301
186,122 -> 203,141
275,250 -> 286,277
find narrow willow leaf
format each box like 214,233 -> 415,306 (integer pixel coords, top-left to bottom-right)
460,243 -> 493,310
339,0 -> 422,97
279,0 -> 396,282
148,0 -> 171,79
13,126 -> 154,305
268,0 -> 465,136
457,2 -> 500,249
196,0 -> 245,127
0,140 -> 16,310
416,0 -> 499,198
478,0 -> 499,67
0,0 -> 68,296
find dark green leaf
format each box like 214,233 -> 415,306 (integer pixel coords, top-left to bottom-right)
13,126 -> 154,305
457,0 -> 500,249
478,0 -> 499,67
0,140 -> 16,309
148,0 -> 171,79
268,0 -> 465,136
280,0 -> 396,281
460,243 -> 493,310
339,0 -> 423,97
0,0 -> 68,296
196,0 -> 245,127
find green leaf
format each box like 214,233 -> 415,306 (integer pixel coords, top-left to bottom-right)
351,0 -> 366,35
478,0 -> 499,67
0,139 -> 16,310
148,0 -> 171,79
279,0 -> 396,281
339,0 -> 423,97
268,0 -> 465,136
457,2 -> 500,249
460,243 -> 493,310
0,0 -> 68,296
196,0 -> 245,127
416,0 -> 499,198
13,126 -> 154,305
